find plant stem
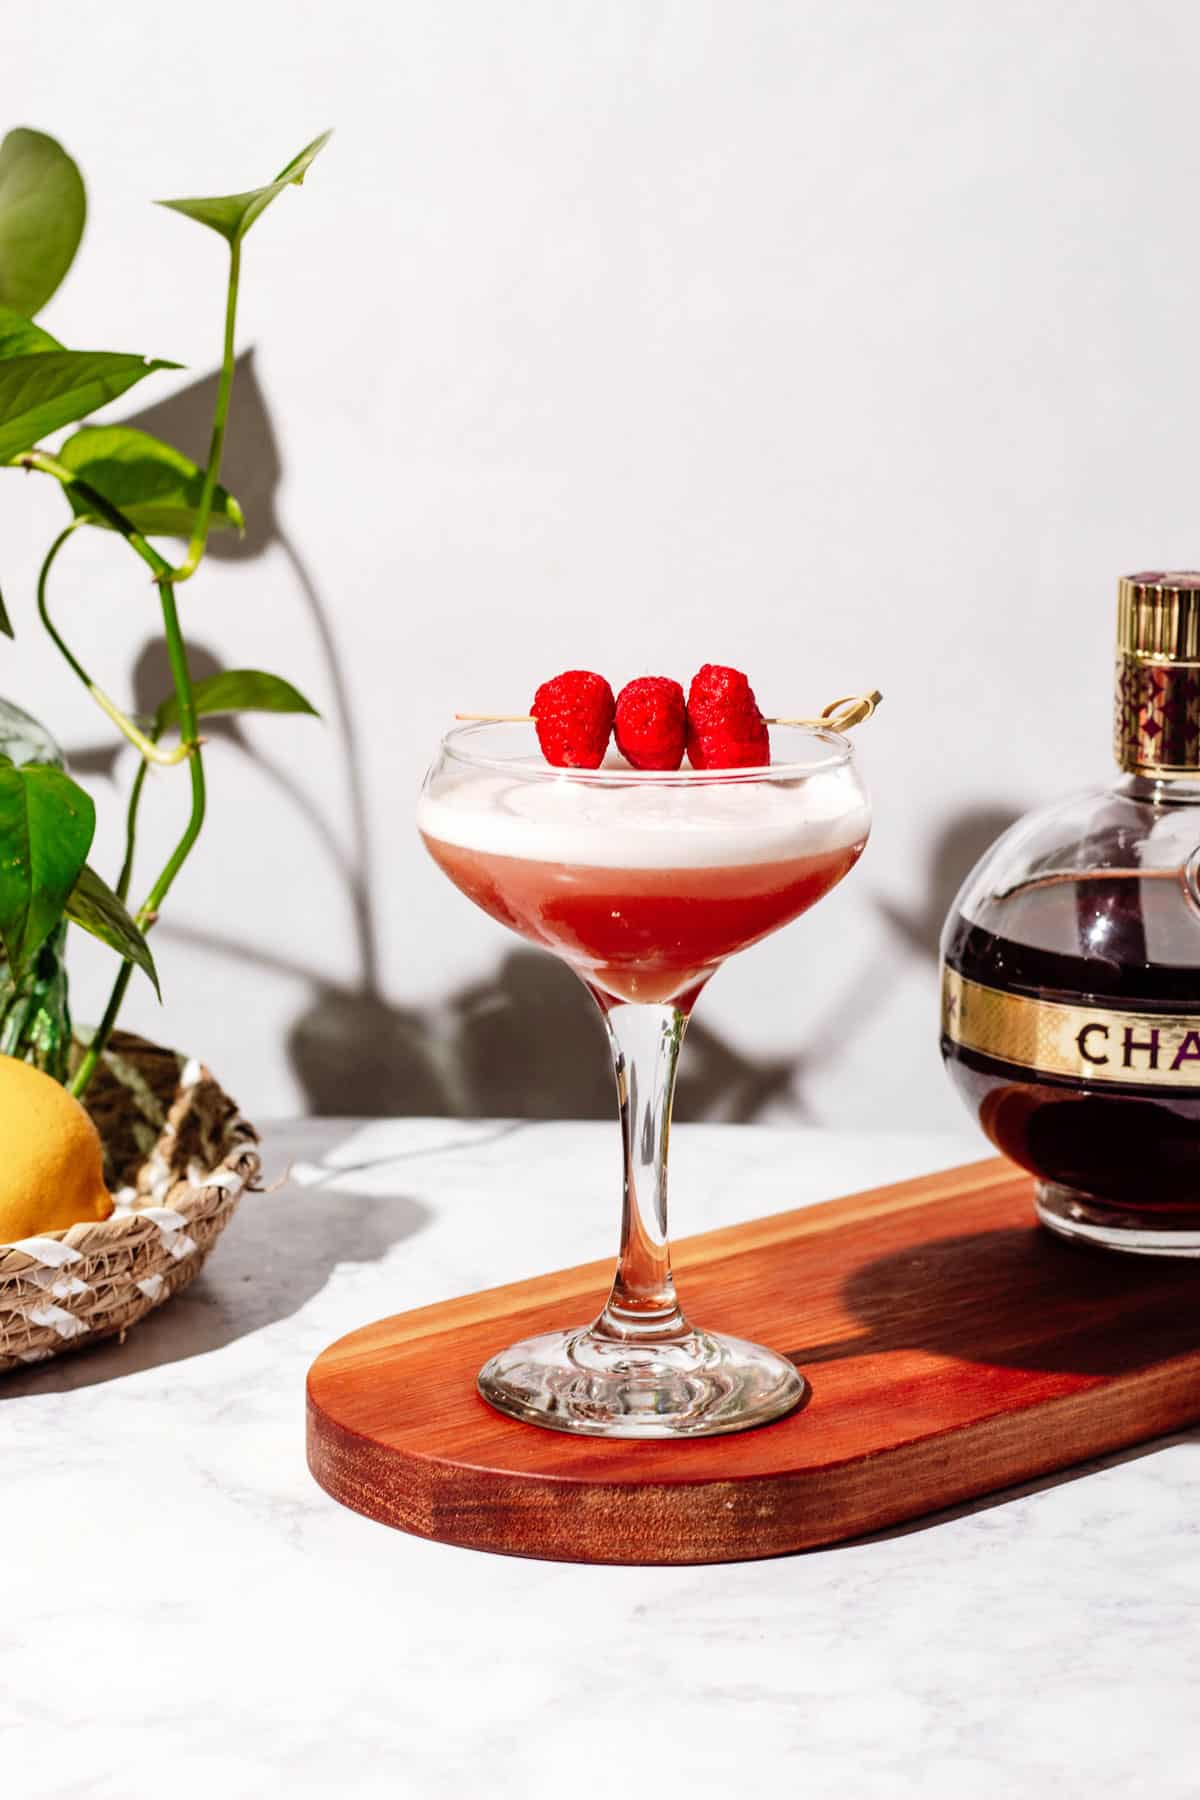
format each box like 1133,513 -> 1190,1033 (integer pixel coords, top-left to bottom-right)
170,240 -> 241,583
70,578 -> 207,1101
69,962 -> 131,1100
12,452 -> 173,581
16,248 -> 236,1095
139,581 -> 207,921
117,757 -> 150,905
36,523 -> 189,766
0,981 -> 40,1061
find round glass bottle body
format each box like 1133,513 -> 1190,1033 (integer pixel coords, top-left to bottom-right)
940,777 -> 1200,1255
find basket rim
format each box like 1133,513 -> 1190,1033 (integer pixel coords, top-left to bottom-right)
0,1033 -> 259,1265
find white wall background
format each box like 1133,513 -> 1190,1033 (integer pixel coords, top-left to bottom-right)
5,1 -> 1198,1128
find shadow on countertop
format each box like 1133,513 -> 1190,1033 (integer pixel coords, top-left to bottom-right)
842,1422 -> 1200,1549
0,1122 -> 431,1398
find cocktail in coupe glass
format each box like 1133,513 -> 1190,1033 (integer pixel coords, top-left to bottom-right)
418,720 -> 871,1439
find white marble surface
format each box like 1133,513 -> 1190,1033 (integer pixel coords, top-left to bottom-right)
4,1118 -> 1198,1799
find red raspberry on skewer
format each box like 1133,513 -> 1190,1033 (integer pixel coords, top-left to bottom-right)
614,676 -> 687,771
531,670 -> 615,768
685,664 -> 770,769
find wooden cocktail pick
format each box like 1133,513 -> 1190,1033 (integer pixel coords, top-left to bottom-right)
456,690 -> 883,732
770,691 -> 883,731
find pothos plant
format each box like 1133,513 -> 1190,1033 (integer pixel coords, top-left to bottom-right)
0,126 -> 328,1098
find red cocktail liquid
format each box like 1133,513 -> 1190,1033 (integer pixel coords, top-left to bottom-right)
421,833 -> 866,1004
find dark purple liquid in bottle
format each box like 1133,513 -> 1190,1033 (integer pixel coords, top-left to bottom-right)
943,872 -> 1200,1217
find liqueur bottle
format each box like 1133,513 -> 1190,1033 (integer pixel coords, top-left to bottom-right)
941,572 -> 1200,1256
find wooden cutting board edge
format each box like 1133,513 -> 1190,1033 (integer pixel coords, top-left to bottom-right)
306,1154 -> 1200,1565
306,1351 -> 1200,1564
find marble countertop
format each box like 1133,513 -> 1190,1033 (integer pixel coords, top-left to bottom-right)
5,1118 -> 1198,1799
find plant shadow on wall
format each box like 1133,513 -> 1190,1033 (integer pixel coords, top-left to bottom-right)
74,368 -> 1022,1120
53,356 -> 797,1115
89,356 -> 1025,1123
876,807 -> 1025,964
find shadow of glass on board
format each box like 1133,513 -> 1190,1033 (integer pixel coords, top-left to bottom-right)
0,1123 -> 433,1398
781,1210 -> 1200,1550
788,1223 -> 1200,1377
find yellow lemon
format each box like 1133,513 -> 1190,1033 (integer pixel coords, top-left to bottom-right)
0,1054 -> 114,1242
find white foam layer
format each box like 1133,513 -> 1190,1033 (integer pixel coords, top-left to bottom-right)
418,764 -> 870,869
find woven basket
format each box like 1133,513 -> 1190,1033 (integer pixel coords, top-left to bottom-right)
0,1031 -> 259,1372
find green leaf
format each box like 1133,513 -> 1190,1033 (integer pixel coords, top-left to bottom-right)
65,863 -> 159,997
0,581 -> 12,640
0,129 -> 86,317
0,349 -> 180,464
155,668 -> 321,734
0,763 -> 94,977
0,304 -> 60,359
58,425 -> 244,539
157,129 -> 332,246
0,701 -> 63,768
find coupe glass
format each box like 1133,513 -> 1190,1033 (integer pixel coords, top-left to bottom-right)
418,721 -> 871,1438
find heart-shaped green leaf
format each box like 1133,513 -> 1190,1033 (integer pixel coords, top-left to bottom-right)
65,862 -> 159,997
0,763 -> 95,977
0,129 -> 86,317
0,350 -> 180,464
157,130 -> 332,247
156,667 -> 320,733
0,304 -> 60,359
58,425 -> 244,539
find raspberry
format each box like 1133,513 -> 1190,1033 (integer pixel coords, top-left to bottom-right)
685,664 -> 770,769
614,676 -> 686,771
531,670 -> 615,768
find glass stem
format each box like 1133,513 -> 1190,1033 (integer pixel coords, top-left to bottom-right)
593,998 -> 692,1344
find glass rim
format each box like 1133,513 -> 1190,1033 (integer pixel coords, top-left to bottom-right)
437,718 -> 856,784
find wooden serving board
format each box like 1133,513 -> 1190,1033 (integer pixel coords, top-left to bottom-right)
306,1158 -> 1200,1565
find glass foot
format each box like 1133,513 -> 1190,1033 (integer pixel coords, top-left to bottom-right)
1036,1181 -> 1200,1257
477,1324 -> 807,1439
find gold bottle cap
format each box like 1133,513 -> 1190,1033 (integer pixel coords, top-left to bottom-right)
1115,571 -> 1200,776
1118,571 -> 1200,660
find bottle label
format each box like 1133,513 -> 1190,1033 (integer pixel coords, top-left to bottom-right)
941,967 -> 1200,1090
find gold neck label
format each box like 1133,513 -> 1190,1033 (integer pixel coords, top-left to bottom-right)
941,967 -> 1200,1090
1115,650 -> 1200,776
